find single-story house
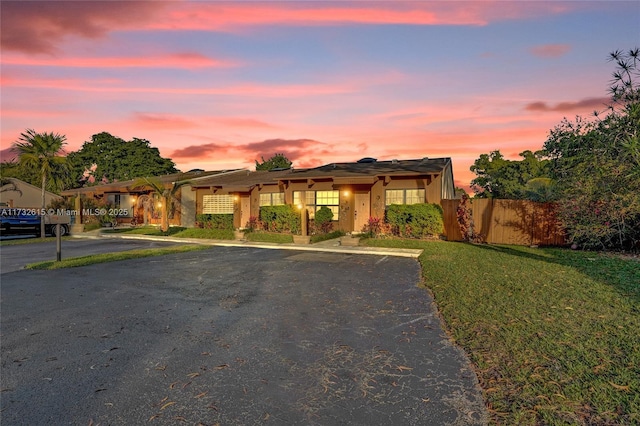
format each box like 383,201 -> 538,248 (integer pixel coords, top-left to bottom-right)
188,157 -> 455,233
60,157 -> 455,232
0,177 -> 62,209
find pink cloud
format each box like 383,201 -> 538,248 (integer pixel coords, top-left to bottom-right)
152,2 -> 580,32
0,147 -> 17,162
1,2 -> 582,54
529,44 -> 572,58
171,143 -> 228,159
0,1 -> 165,54
2,52 -> 239,69
132,113 -> 198,130
171,138 -> 326,164
525,97 -> 609,113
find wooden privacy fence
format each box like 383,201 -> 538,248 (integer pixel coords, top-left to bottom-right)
441,199 -> 567,246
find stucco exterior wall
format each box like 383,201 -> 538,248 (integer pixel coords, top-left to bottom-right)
0,178 -> 61,208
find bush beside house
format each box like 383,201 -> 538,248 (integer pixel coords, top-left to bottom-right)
196,214 -> 234,230
363,203 -> 444,239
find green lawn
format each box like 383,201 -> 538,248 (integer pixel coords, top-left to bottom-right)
362,238 -> 640,425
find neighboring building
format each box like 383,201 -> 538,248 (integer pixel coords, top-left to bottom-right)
0,178 -> 62,209
188,157 -> 455,233
60,169 -> 238,226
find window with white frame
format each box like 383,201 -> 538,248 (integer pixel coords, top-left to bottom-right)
259,192 -> 285,206
385,189 -> 425,206
202,194 -> 234,214
293,190 -> 340,219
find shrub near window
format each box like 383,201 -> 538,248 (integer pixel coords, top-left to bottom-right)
385,203 -> 444,238
314,206 -> 334,234
196,214 -> 234,230
259,205 -> 301,234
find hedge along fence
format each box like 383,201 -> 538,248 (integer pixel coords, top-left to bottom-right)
441,198 -> 566,246
385,203 -> 444,239
196,214 -> 234,230
259,205 -> 301,235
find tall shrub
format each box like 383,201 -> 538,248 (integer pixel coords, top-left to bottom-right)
259,205 -> 301,234
314,206 -> 334,233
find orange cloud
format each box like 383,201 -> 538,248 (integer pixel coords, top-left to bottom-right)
2,53 -> 239,69
211,118 -> 276,129
130,113 -> 277,131
2,74 -> 354,98
529,44 -> 572,58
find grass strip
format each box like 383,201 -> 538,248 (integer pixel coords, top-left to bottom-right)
244,231 -> 293,244
0,236 -> 72,246
362,238 -> 640,425
103,226 -> 235,240
25,244 -> 209,270
310,230 -> 346,244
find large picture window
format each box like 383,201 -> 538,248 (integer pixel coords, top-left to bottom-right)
203,194 -> 234,214
293,190 -> 340,219
106,193 -> 133,217
385,189 -> 425,206
259,192 -> 285,206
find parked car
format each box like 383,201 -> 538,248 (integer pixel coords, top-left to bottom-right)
0,210 -> 70,237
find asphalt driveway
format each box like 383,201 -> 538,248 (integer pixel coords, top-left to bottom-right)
1,246 -> 487,425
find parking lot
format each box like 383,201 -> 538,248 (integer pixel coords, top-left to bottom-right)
1,244 -> 487,425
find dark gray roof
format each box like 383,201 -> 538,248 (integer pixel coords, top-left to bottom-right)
189,158 -> 450,190
189,169 -> 294,189
285,157 -> 451,180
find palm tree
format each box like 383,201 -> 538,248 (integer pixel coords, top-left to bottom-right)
13,129 -> 68,238
133,176 -> 190,232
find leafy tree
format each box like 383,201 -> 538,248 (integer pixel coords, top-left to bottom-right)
1,162 -> 27,186
1,160 -> 71,191
255,153 -> 292,171
12,129 -> 69,237
133,177 -> 190,232
67,132 -> 177,187
454,187 -> 468,198
470,150 -> 551,199
544,48 -> 640,250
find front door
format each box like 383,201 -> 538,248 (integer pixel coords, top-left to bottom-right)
353,192 -> 370,233
240,195 -> 251,229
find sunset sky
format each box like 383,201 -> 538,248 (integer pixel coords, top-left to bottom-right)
1,1 -> 639,190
